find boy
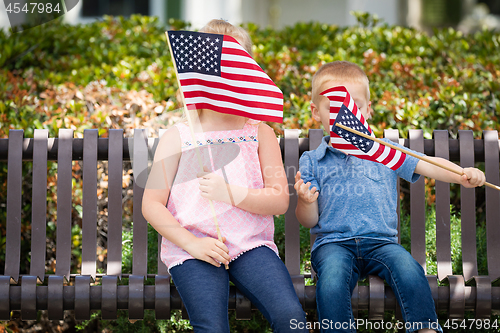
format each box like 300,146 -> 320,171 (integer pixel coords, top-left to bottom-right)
295,61 -> 485,333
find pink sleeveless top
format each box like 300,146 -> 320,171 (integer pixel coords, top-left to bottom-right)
160,119 -> 279,270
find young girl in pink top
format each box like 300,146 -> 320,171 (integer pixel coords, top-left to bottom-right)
142,19 -> 307,333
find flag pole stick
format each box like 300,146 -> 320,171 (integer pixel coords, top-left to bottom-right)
335,123 -> 500,191
166,32 -> 228,269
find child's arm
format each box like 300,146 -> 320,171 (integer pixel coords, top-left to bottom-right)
414,157 -> 485,188
294,171 -> 319,228
142,127 -> 230,267
197,123 -> 289,215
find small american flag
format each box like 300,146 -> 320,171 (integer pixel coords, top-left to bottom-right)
322,86 -> 406,170
167,30 -> 283,123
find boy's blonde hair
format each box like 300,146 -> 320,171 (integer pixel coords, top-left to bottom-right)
199,19 -> 253,56
311,61 -> 370,104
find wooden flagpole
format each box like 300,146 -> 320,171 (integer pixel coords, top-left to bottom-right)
335,123 -> 500,191
165,32 -> 228,269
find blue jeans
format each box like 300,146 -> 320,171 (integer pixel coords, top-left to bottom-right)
311,238 -> 443,333
170,246 -> 308,333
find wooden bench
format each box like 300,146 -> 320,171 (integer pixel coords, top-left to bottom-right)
0,127 -> 499,322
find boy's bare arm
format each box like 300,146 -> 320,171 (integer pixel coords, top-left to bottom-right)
294,171 -> 319,228
414,157 -> 486,188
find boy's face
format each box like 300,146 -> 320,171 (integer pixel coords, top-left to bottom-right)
311,80 -> 372,135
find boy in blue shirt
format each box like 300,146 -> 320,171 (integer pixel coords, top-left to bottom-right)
295,61 -> 485,333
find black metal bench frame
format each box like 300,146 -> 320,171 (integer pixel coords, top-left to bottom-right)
0,128 -> 499,322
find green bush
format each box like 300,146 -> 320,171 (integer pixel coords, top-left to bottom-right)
1,13 -> 499,138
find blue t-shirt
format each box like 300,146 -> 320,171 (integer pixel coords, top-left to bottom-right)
299,136 -> 423,253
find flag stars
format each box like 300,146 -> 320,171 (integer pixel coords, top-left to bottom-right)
170,32 -> 223,75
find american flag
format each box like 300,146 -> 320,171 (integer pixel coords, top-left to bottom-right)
322,86 -> 406,170
167,30 -> 283,123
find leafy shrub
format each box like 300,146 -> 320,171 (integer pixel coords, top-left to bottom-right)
1,13 -> 499,138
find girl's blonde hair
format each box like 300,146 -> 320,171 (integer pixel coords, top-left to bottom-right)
177,20 -> 254,126
199,19 -> 253,56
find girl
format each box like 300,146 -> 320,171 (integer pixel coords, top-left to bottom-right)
142,19 -> 307,333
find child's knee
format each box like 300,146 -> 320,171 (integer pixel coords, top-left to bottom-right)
270,304 -> 307,332
189,312 -> 230,333
317,277 -> 351,300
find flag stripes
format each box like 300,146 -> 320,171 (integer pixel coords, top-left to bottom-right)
322,85 -> 406,170
168,31 -> 283,123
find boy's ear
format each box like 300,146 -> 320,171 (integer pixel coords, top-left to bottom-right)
311,102 -> 321,122
366,100 -> 373,119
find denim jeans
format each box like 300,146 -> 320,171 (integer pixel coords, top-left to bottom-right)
311,238 -> 443,333
170,246 -> 308,333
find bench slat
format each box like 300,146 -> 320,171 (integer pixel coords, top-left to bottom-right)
434,130 -> 453,281
475,275 -> 492,319
132,129 -> 149,276
55,129 -> 74,281
47,275 -> 64,320
129,274 -> 145,319
448,275 -> 466,319
458,130 -> 478,281
30,129 -> 48,282
484,130 -> 500,281
0,276 -> 10,319
20,276 -> 37,320
284,129 -> 300,276
82,129 -> 98,279
155,275 -> 171,319
157,130 -> 169,276
102,275 -> 118,319
5,130 -> 24,282
75,275 -> 91,320
409,129 -> 426,271
107,129 -> 124,277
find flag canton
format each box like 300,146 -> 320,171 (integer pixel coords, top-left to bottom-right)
332,104 -> 374,153
169,31 -> 223,76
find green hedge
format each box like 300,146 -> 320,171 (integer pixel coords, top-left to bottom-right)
1,13 -> 499,138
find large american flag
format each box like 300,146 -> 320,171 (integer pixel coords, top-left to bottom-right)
322,86 -> 406,170
167,30 -> 283,123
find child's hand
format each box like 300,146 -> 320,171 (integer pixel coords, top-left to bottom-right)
460,167 -> 486,188
185,236 -> 230,267
294,171 -> 319,204
197,166 -> 232,203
